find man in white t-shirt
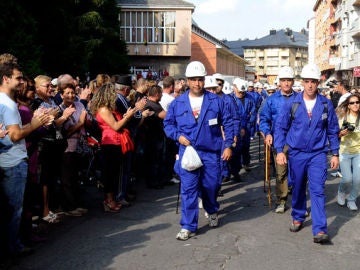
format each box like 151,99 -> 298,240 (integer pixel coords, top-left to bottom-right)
337,80 -> 351,107
159,76 -> 175,112
0,61 -> 50,257
274,63 -> 340,244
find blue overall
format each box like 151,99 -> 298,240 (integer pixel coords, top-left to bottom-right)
230,92 -> 255,173
274,93 -> 339,235
164,90 -> 233,232
247,91 -> 262,136
220,94 -> 241,182
259,90 -> 297,187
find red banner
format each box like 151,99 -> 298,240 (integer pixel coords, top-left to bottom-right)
354,67 -> 360,77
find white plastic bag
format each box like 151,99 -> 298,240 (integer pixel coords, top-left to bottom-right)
181,145 -> 203,171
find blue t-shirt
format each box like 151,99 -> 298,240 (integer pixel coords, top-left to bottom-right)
0,92 -> 27,168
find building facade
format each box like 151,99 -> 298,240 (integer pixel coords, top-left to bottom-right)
117,0 -> 246,80
314,0 -> 360,86
118,0 -> 195,78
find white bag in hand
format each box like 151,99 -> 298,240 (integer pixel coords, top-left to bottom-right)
181,145 -> 203,171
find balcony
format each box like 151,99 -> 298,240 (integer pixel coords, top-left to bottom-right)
245,51 -> 256,57
280,60 -> 290,66
266,67 -> 279,75
351,18 -> 360,38
279,50 -> 290,57
334,6 -> 342,21
266,50 -> 279,57
352,52 -> 360,67
266,60 -> 279,67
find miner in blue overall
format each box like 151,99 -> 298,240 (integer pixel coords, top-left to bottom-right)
274,63 -> 340,244
259,66 -> 297,214
164,61 -> 233,241
211,73 -> 240,187
230,78 -> 256,179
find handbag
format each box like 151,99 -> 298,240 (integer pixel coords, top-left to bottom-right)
118,128 -> 134,154
112,111 -> 135,154
181,145 -> 203,171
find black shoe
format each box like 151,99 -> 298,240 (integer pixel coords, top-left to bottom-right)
313,232 -> 329,244
12,246 -> 34,257
243,165 -> 251,172
222,177 -> 230,183
289,221 -> 303,232
232,174 -> 241,182
148,184 -> 164,190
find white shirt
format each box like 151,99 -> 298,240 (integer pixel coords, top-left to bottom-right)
159,93 -> 175,112
189,94 -> 204,120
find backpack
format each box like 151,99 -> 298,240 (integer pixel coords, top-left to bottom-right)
290,101 -> 328,122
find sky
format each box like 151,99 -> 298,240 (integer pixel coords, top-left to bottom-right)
187,0 -> 316,41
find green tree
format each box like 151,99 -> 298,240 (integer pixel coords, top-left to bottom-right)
0,0 -> 129,80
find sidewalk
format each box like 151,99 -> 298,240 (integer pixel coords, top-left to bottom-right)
8,137 -> 360,270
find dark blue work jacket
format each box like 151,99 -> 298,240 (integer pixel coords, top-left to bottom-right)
164,90 -> 233,152
274,92 -> 340,154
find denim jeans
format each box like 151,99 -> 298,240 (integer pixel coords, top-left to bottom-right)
339,153 -> 360,202
0,160 -> 28,253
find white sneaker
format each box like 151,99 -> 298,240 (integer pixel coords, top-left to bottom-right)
176,229 -> 195,241
331,171 -> 343,177
198,198 -> 203,209
275,202 -> 286,213
347,201 -> 358,211
170,177 -> 180,184
337,192 -> 346,206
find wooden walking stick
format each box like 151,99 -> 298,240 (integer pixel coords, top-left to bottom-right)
264,142 -> 272,208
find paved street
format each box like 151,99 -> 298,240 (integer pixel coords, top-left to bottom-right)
8,138 -> 360,270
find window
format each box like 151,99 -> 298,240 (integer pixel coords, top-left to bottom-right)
120,11 -> 176,44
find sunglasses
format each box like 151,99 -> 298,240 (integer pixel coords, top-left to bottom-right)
349,101 -> 360,105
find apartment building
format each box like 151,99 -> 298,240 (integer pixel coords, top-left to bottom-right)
314,0 -> 360,86
227,29 -> 308,84
117,0 -> 246,80
313,0 -> 337,81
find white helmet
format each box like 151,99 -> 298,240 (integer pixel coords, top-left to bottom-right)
274,77 -> 279,85
301,63 -> 321,80
247,81 -> 254,87
233,78 -> 247,92
51,78 -> 58,86
222,80 -> 232,94
213,73 -> 225,82
263,83 -> 269,89
254,82 -> 262,88
204,76 -> 218,88
278,66 -> 294,79
185,61 -> 207,77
